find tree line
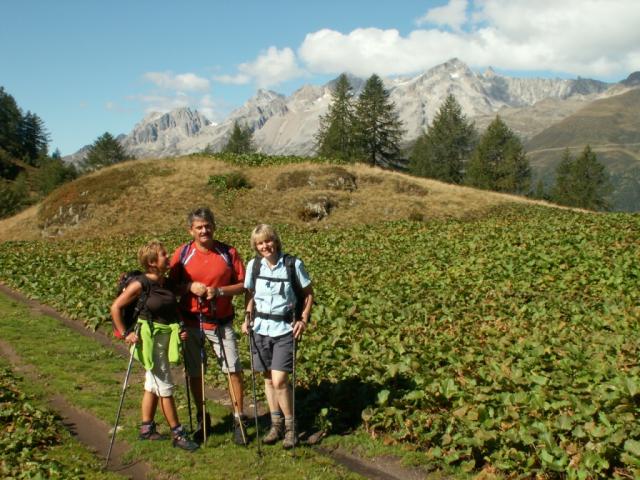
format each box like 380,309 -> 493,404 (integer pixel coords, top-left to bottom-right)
1,75 -> 613,220
0,87 -> 77,218
314,74 -> 612,211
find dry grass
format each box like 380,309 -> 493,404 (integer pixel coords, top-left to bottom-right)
0,155 -> 563,242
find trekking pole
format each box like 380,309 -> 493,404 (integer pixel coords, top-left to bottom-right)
291,335 -> 297,459
105,323 -> 141,468
197,298 -> 208,446
214,323 -> 248,445
181,332 -> 194,433
247,311 -> 262,456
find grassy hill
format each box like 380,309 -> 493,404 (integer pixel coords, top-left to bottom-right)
0,154 -> 553,242
525,87 -> 640,211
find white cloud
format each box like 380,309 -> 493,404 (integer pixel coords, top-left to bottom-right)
416,0 -> 468,32
143,71 -> 210,92
215,46 -> 305,88
214,73 -> 252,85
198,94 -> 219,122
298,0 -> 640,80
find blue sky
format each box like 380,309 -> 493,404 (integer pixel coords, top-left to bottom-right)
2,0 -> 639,155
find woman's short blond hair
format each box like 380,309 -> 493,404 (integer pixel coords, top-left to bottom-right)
250,224 -> 282,253
137,240 -> 165,271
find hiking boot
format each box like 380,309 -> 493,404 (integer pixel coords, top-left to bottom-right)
282,418 -> 298,450
172,426 -> 199,452
139,421 -> 166,441
262,415 -> 284,445
193,412 -> 212,444
233,415 -> 248,446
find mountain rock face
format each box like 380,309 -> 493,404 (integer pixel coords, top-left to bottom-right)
68,58 -> 614,161
120,108 -> 211,158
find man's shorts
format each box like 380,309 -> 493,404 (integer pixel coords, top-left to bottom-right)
183,323 -> 241,376
251,331 -> 294,373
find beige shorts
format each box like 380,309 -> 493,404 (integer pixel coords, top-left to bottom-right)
183,323 -> 241,376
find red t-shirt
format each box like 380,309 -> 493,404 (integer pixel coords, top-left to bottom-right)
169,241 -> 245,329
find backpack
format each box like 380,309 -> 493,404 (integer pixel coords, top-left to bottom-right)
112,271 -> 151,339
250,254 -> 305,323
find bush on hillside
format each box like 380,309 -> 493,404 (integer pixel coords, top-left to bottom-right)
393,179 -> 428,196
207,171 -> 252,193
0,176 -> 27,219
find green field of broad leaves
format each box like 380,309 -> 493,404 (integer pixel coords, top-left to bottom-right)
1,204 -> 640,478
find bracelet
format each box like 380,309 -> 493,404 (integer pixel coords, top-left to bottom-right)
216,287 -> 224,297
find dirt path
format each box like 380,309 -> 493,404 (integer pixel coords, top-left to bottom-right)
0,283 -> 429,480
0,337 -> 151,480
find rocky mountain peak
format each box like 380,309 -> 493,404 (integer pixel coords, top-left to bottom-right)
622,71 -> 640,86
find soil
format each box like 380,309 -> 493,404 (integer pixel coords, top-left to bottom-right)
0,282 -> 432,480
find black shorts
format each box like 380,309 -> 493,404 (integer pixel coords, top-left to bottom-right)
250,331 -> 294,373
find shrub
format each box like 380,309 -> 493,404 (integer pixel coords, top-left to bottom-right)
208,171 -> 252,192
393,179 -> 428,196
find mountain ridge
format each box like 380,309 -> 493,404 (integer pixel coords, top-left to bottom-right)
65,58 -> 616,162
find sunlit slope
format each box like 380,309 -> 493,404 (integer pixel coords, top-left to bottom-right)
0,155 -> 553,242
526,88 -> 640,211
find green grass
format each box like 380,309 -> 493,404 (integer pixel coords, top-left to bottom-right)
0,293 -> 361,479
3,204 -> 640,478
0,345 -> 121,479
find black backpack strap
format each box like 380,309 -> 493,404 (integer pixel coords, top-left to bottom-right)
214,242 -> 236,283
127,274 -> 152,335
250,254 -> 262,291
284,254 -> 305,321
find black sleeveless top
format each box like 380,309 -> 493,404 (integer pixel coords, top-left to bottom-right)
139,277 -> 180,326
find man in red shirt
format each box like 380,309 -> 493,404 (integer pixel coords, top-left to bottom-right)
170,207 -> 247,445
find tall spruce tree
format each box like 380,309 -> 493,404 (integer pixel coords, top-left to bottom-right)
409,94 -> 477,183
550,148 -> 574,205
82,132 -> 132,171
0,87 -> 24,159
354,74 -> 404,167
222,121 -> 254,154
465,115 -> 531,194
315,73 -> 357,161
551,146 -> 611,210
20,111 -> 49,165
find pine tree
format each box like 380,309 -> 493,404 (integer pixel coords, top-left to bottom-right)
82,132 -> 132,171
0,87 -> 24,158
34,155 -> 77,196
315,73 -> 357,161
409,94 -> 477,183
465,116 -> 530,194
551,146 -> 611,210
550,148 -> 574,205
222,121 -> 254,154
354,74 -> 404,167
20,111 -> 49,165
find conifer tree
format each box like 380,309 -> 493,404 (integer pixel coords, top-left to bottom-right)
354,74 -> 404,167
0,87 -> 24,159
409,94 -> 477,183
550,148 -> 574,205
82,132 -> 132,171
551,146 -> 611,210
465,115 -> 530,194
20,111 -> 49,165
315,73 -> 357,161
222,121 -> 254,154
